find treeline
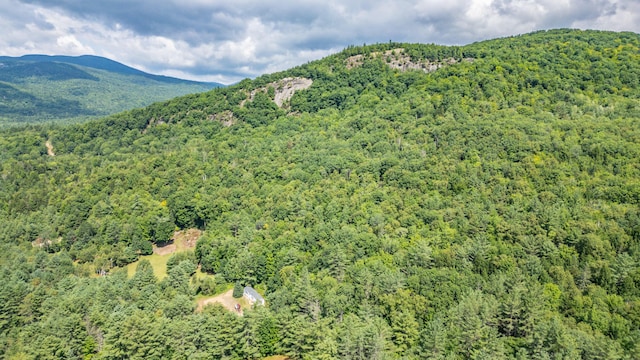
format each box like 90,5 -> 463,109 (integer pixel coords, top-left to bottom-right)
1,29 -> 640,358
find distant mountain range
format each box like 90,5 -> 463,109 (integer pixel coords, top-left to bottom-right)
0,54 -> 223,126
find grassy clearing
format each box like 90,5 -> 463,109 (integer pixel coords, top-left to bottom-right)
194,266 -> 214,281
127,252 -> 171,280
125,229 -> 201,280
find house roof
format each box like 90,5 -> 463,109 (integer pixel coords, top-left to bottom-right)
243,286 -> 264,301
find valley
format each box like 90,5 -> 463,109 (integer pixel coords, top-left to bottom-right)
0,55 -> 222,126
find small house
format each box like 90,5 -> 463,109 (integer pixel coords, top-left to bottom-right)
243,286 -> 265,306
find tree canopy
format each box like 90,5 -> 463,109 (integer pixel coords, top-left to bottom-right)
1,29 -> 640,359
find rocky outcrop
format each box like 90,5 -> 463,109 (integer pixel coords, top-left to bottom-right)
345,48 -> 474,73
245,77 -> 313,108
272,77 -> 313,107
345,54 -> 365,69
208,110 -> 235,127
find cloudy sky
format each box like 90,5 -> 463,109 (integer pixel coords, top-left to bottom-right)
1,0 -> 638,84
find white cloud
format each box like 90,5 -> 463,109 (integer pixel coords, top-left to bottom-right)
56,35 -> 93,54
573,0 -> 640,32
1,0 -> 638,83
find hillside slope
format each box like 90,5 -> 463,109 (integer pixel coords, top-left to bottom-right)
0,55 -> 223,126
0,29 -> 639,359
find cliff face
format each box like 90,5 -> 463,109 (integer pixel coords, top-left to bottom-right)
245,77 -> 313,108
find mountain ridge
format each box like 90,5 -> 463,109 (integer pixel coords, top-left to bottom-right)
0,54 -> 222,86
0,54 -> 224,126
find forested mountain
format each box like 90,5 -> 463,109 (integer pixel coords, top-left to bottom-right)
0,55 -> 222,126
1,29 -> 639,359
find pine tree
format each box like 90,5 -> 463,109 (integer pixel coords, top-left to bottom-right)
233,282 -> 244,298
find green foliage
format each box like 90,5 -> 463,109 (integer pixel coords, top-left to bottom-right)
0,59 -> 218,127
1,29 -> 640,359
233,282 -> 244,298
166,251 -> 197,273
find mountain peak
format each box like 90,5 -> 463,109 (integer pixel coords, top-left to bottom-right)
0,54 -> 219,86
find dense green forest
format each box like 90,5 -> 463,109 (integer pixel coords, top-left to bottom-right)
0,55 -> 221,127
1,29 -> 640,359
